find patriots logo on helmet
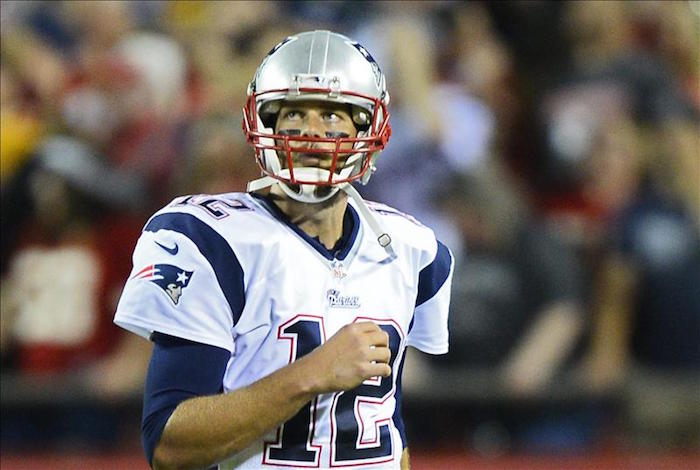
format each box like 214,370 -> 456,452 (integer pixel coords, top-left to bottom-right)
350,41 -> 383,89
133,264 -> 193,305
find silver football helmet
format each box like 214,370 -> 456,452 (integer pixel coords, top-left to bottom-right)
243,30 -> 391,204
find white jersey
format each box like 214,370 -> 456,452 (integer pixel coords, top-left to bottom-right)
114,192 -> 453,469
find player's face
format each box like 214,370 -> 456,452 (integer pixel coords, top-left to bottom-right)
274,100 -> 358,171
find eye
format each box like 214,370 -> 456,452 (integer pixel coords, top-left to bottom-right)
282,110 -> 302,121
323,111 -> 343,123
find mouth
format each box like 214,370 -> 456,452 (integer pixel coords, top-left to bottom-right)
282,145 -> 351,171
293,150 -> 336,168
297,154 -> 325,166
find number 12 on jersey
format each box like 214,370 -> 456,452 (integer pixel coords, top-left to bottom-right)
263,315 -> 404,467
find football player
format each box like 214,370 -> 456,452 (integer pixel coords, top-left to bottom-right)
114,30 -> 453,469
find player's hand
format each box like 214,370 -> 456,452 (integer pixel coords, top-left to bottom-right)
301,321 -> 391,394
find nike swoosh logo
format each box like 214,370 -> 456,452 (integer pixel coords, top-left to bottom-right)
155,241 -> 178,255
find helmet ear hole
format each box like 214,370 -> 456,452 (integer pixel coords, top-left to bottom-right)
259,100 -> 282,129
352,105 -> 371,130
260,114 -> 277,129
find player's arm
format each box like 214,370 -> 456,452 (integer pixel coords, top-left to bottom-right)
148,321 -> 391,470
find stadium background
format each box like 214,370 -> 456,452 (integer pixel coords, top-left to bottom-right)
1,1 -> 698,468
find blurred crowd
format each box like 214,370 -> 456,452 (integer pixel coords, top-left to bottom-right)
1,0 -> 698,457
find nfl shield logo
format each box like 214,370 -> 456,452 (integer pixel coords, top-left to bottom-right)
331,260 -> 346,279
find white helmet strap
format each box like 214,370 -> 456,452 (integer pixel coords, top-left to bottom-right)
342,183 -> 394,257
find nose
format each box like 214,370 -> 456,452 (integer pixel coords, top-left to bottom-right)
300,112 -> 323,138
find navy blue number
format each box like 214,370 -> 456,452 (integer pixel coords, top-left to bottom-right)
266,318 -> 323,464
267,318 -> 401,466
333,324 -> 401,463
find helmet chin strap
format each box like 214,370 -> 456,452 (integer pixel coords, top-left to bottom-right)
247,167 -> 350,203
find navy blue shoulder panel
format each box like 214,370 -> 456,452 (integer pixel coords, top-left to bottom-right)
145,212 -> 245,324
415,240 -> 452,307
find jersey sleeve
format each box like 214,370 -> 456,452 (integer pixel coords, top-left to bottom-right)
114,212 -> 245,353
407,240 -> 454,354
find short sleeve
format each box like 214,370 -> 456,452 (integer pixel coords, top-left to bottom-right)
114,212 -> 245,353
407,240 -> 454,354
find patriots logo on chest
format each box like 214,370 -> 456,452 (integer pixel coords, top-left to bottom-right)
326,289 -> 361,309
133,264 -> 193,305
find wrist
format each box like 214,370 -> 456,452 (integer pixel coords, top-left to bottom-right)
290,351 -> 328,396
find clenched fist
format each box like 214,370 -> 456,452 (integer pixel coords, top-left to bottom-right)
298,321 -> 392,394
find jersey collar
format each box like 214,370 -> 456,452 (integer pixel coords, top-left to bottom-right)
250,192 -> 360,261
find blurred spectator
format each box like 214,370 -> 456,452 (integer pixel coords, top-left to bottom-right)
1,135 -> 146,375
278,0 -> 375,31
435,162 -> 585,392
0,62 -> 48,266
177,115 -> 260,195
441,2 -> 520,150
0,63 -> 45,185
483,1 -> 569,92
627,1 -> 700,115
2,1 -> 196,212
405,161 -> 589,452
536,1 -> 692,206
163,0 -> 292,114
586,115 -> 700,449
0,4 -> 69,118
525,9 -> 700,451
63,4 -> 190,208
0,133 -> 151,449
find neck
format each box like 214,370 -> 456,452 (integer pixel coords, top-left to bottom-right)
268,185 -> 348,249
